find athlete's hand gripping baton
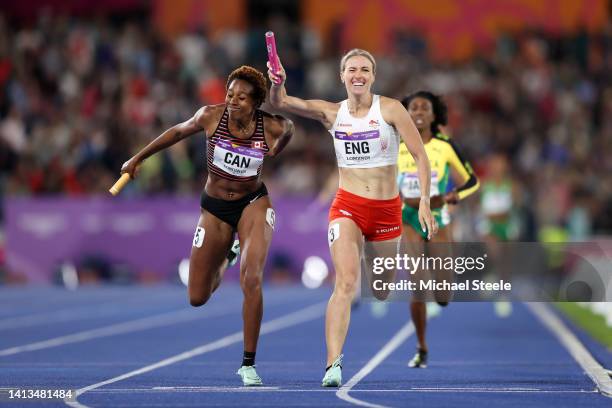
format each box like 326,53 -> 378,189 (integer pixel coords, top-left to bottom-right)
265,31 -> 281,84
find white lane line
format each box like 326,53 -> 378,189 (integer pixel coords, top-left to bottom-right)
0,308 -> 223,357
0,291 -> 308,357
527,302 -> 612,398
69,386 -> 596,394
0,289 -> 307,330
336,322 -> 414,408
0,386 -> 596,395
65,301 -> 327,408
407,387 -> 596,393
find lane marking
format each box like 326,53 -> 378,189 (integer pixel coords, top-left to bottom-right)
75,386 -> 597,394
65,301 -> 327,408
527,302 -> 612,398
154,386 -> 281,391
0,291 -> 312,357
0,308 -> 225,357
0,288 -> 314,329
336,322 -> 414,408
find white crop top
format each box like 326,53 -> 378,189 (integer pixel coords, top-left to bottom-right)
328,95 -> 400,168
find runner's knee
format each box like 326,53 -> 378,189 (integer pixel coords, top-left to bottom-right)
240,263 -> 263,295
241,273 -> 262,294
189,286 -> 212,307
334,276 -> 358,298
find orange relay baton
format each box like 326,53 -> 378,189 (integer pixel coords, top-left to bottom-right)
109,173 -> 131,196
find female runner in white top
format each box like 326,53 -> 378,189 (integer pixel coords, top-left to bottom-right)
268,49 -> 437,386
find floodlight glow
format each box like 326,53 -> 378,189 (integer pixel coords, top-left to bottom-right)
301,256 -> 329,289
178,258 -> 190,287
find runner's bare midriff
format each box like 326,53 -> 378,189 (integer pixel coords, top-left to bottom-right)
338,165 -> 399,200
204,173 -> 263,201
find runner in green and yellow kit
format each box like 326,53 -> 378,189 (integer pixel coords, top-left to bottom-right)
479,153 -> 517,242
398,91 -> 479,368
479,153 -> 517,317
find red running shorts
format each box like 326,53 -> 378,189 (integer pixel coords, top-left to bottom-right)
329,188 -> 402,242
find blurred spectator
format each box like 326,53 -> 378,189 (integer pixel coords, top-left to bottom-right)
0,9 -> 611,240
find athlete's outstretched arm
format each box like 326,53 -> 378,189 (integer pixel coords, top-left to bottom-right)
383,97 -> 437,238
120,107 -> 207,178
447,138 -> 480,201
267,61 -> 337,128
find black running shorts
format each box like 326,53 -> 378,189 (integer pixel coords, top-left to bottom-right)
200,183 -> 268,230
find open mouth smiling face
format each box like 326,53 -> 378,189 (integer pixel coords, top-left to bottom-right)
341,55 -> 374,95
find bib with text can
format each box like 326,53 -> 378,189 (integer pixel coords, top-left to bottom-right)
212,140 -> 264,178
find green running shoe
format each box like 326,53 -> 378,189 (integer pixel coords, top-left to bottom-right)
237,365 -> 263,386
408,349 -> 428,368
322,354 -> 343,387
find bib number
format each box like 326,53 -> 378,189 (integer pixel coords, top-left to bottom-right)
400,172 -> 439,198
335,130 -> 380,165
213,140 -> 263,177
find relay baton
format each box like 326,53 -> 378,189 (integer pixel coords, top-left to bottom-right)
265,31 -> 281,84
109,173 -> 130,196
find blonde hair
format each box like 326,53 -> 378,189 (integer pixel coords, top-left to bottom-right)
340,49 -> 377,74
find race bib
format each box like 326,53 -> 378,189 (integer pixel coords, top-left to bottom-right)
328,223 -> 340,247
334,130 -> 381,165
482,191 -> 512,214
399,171 -> 439,198
213,140 -> 264,177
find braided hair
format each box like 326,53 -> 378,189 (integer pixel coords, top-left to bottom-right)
401,91 -> 448,136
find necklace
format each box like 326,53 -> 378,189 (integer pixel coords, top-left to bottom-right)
233,112 -> 255,136
237,122 -> 250,134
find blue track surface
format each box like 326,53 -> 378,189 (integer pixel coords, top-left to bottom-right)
0,285 -> 610,407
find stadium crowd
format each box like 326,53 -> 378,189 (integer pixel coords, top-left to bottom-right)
0,11 -> 611,242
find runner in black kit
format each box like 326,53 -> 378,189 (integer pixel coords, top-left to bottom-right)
120,66 -> 294,386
